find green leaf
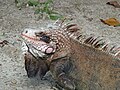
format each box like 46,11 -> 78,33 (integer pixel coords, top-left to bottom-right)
49,14 -> 63,20
34,8 -> 41,14
43,5 -> 51,14
50,11 -> 59,14
28,0 -> 39,6
45,0 -> 53,4
15,0 -> 19,4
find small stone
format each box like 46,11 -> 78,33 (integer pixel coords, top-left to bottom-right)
11,79 -> 17,84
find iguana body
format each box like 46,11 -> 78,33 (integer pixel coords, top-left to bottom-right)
21,21 -> 120,90
65,38 -> 120,90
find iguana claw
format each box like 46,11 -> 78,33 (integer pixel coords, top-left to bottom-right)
57,74 -> 76,90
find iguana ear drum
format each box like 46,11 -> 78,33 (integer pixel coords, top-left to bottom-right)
37,44 -> 55,54
45,46 -> 55,54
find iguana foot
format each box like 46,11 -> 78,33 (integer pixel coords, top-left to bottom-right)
57,73 -> 76,90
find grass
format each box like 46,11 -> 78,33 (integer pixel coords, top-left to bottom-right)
15,0 -> 63,20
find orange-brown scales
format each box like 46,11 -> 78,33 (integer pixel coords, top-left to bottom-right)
21,20 -> 120,90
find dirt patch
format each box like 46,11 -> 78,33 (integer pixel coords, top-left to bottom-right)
0,0 -> 120,90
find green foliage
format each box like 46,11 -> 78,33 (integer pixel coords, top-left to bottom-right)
15,0 -> 27,9
49,14 -> 63,20
15,0 -> 63,20
28,0 -> 39,6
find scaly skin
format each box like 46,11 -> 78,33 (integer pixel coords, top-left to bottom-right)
21,23 -> 120,90
48,37 -> 120,90
68,39 -> 120,90
24,52 -> 49,78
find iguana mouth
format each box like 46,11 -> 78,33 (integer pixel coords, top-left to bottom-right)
21,33 -> 41,41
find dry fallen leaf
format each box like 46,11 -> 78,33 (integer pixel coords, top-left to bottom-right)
100,18 -> 120,26
0,40 -> 9,47
106,1 -> 120,8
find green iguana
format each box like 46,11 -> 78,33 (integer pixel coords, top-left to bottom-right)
21,20 -> 120,90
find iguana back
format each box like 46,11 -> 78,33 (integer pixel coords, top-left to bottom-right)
69,38 -> 120,90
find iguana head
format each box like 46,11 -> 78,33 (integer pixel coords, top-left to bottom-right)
21,27 -> 57,58
21,23 -> 76,60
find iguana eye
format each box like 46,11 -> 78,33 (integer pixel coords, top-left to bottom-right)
35,32 -> 44,37
25,30 -> 28,33
35,32 -> 51,43
40,35 -> 50,43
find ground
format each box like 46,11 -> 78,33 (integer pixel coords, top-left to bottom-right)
0,0 -> 120,90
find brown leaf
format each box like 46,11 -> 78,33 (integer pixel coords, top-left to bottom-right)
0,40 -> 9,47
100,18 -> 120,26
106,1 -> 120,8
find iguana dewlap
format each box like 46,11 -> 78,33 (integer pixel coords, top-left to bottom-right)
21,22 -> 120,90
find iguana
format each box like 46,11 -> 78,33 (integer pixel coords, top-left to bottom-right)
21,20 -> 120,90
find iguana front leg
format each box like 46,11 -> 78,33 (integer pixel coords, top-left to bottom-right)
50,57 -> 76,90
24,52 -> 49,79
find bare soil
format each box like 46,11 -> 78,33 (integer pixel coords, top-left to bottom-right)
0,0 -> 120,90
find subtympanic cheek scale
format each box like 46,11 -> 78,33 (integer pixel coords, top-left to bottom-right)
38,45 -> 55,54
45,47 -> 55,54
